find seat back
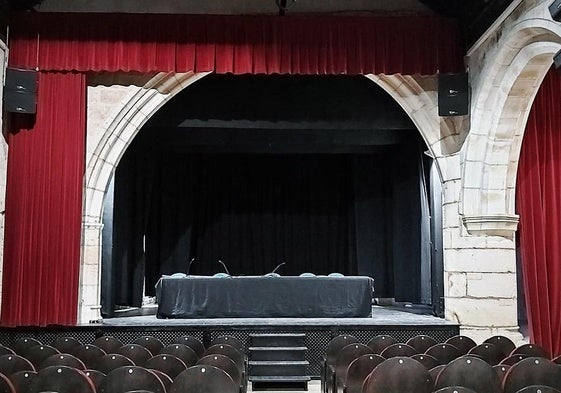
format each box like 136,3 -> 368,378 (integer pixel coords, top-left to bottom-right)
434,355 -> 501,393
204,344 -> 244,371
94,353 -> 135,374
446,336 -> 477,356
411,354 -> 439,370
468,343 -> 504,365
93,336 -> 124,354
425,343 -> 461,365
70,344 -> 107,369
327,335 -> 359,367
345,354 -> 385,393
380,343 -> 417,359
0,354 -> 35,375
493,364 -> 510,385
335,343 -> 372,385
12,338 -> 41,356
503,357 -> 561,393
146,354 -> 187,380
483,336 -> 516,359
22,345 -> 60,369
84,369 -> 105,391
407,335 -> 437,354
366,335 -> 397,355
433,387 -> 477,393
27,365 -> 96,393
171,336 -> 205,359
169,365 -> 238,393
99,366 -> 166,393
8,370 -> 35,393
51,337 -> 82,354
133,336 -> 164,357
362,357 -> 432,393
210,335 -> 244,352
160,344 -> 198,367
117,344 -> 153,367
511,344 -> 550,359
39,353 -> 86,370
513,386 -> 561,393
501,354 -> 529,366
198,354 -> 241,385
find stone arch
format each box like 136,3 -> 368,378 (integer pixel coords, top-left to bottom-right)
79,70 -> 446,322
462,16 -> 561,237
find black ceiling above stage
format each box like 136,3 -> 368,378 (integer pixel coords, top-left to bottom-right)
420,0 -> 516,46
4,0 -> 517,47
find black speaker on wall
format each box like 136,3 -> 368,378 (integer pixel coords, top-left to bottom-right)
438,72 -> 469,117
3,68 -> 37,114
550,0 -> 561,22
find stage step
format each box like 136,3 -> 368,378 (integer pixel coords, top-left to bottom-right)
248,334 -> 309,390
249,333 -> 306,347
248,346 -> 307,361
250,375 -> 311,391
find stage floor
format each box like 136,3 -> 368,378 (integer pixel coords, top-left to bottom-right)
100,305 -> 455,327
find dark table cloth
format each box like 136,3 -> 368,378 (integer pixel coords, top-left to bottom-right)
156,275 -> 374,318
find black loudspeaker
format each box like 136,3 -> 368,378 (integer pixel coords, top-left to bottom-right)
3,68 -> 37,114
550,0 -> 561,22
438,72 -> 469,117
554,49 -> 561,69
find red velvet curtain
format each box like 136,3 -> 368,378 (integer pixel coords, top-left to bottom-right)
8,13 -> 464,75
517,67 -> 561,357
1,72 -> 85,326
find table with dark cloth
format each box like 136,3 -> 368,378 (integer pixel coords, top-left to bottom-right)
155,275 -> 374,319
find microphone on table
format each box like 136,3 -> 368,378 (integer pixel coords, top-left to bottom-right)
217,259 -> 230,275
270,262 -> 286,274
186,257 -> 196,275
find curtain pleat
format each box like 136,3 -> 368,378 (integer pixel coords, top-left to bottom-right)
517,67 -> 561,356
9,13 -> 464,75
2,72 -> 85,326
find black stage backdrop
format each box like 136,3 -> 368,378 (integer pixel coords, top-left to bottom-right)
111,145 -> 423,308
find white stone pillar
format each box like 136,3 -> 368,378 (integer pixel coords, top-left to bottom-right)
441,153 -> 524,344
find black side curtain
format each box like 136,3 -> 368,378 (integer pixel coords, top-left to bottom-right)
110,147 -> 424,308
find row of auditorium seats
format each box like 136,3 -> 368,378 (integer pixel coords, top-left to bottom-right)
0,334 -> 247,393
322,334 -> 561,393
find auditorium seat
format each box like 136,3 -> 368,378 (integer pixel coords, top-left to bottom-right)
70,344 -> 107,369
344,354 -> 385,393
323,334 -> 359,393
467,343 -> 504,365
335,343 -> 372,387
22,344 -> 60,369
198,354 -> 242,385
500,354 -> 529,366
171,336 -> 205,358
51,336 -> 83,354
424,343 -> 461,365
0,373 -> 15,393
210,335 -> 245,352
93,335 -> 124,354
160,343 -> 198,368
117,344 -> 153,366
39,353 -> 86,370
94,353 -> 135,374
484,335 -> 516,359
145,353 -> 187,380
434,355 -> 501,393
0,354 -> 35,375
502,357 -> 561,393
361,357 -> 432,393
411,354 -> 439,370
406,335 -> 437,354
8,370 -> 35,393
380,343 -> 417,358
84,369 -> 105,390
133,336 -> 164,357
366,335 -> 397,355
493,364 -> 510,385
204,344 -> 245,372
170,365 -> 238,393
552,355 -> 561,365
12,338 -> 41,356
429,365 -> 446,387
511,344 -> 550,359
98,365 -> 166,393
27,365 -> 96,393
445,336 -> 477,356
